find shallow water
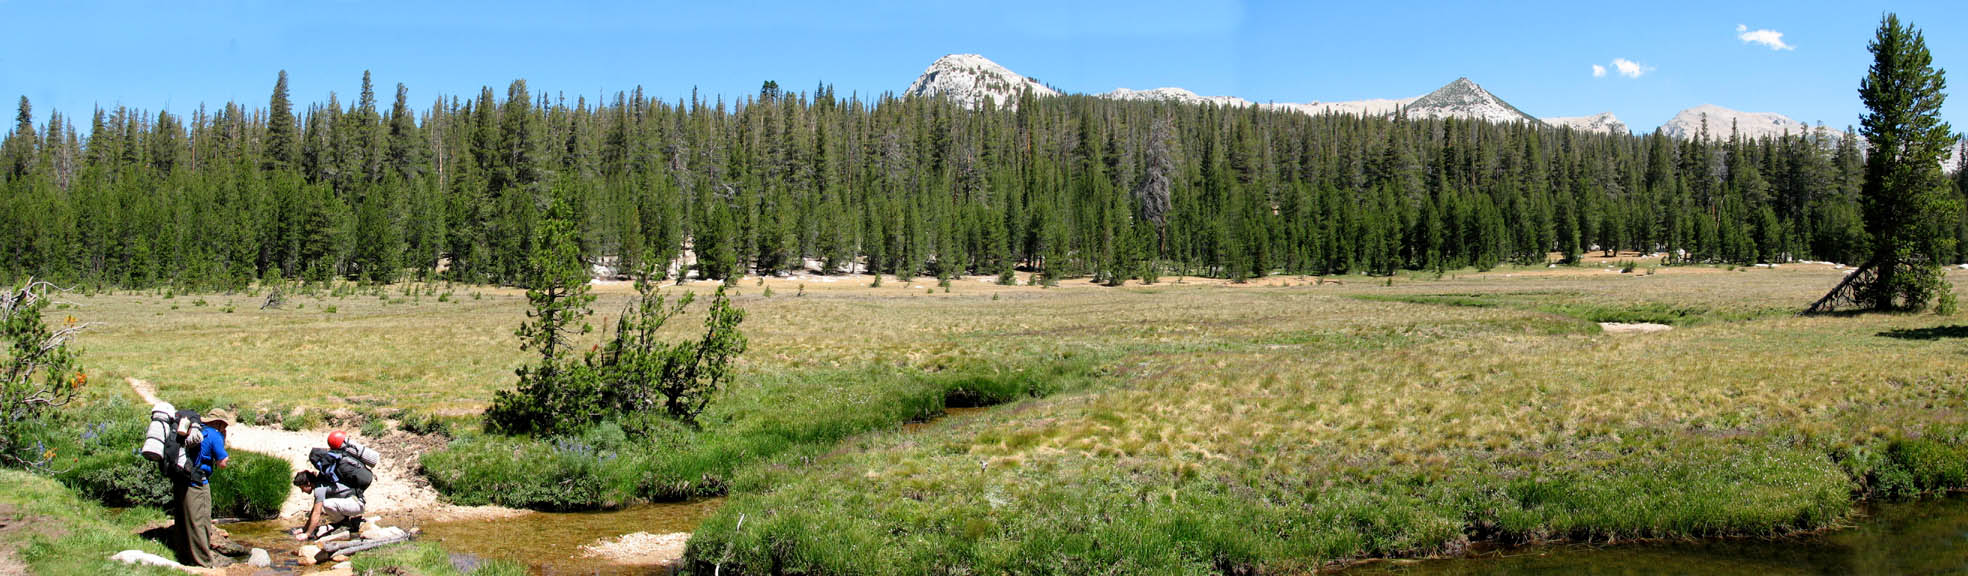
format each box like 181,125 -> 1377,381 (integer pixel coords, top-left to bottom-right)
1340,497 -> 1968,576
224,499 -> 721,575
418,499 -> 722,575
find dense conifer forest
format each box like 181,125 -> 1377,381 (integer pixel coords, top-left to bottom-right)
1,72 -> 1961,289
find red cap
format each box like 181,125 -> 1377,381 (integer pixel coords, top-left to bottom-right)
327,430 -> 347,450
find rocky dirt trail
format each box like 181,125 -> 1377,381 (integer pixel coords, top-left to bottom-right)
127,377 -> 522,523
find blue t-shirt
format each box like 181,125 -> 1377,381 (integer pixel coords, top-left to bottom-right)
193,426 -> 228,486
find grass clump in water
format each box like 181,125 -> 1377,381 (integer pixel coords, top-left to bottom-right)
351,542 -> 528,576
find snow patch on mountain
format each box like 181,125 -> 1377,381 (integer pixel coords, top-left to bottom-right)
1103,87 -> 1254,108
1542,112 -> 1629,135
1660,105 -> 1817,141
906,54 -> 1058,110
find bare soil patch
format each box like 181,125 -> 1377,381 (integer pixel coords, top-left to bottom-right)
1599,322 -> 1674,334
577,531 -> 690,567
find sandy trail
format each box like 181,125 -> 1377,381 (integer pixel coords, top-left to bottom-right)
127,378 -> 522,523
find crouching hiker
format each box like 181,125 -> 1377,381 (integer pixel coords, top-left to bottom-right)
290,430 -> 378,541
290,469 -> 365,540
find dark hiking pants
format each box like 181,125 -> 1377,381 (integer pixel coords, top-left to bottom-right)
173,482 -> 215,567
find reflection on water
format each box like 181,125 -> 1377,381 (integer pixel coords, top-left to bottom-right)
223,498 -> 721,576
1341,498 -> 1968,576
419,499 -> 722,576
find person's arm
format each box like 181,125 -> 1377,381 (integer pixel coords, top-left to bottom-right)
212,433 -> 229,469
296,500 -> 324,540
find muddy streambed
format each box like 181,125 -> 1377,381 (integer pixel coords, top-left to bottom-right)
1340,496 -> 1968,575
224,499 -> 720,575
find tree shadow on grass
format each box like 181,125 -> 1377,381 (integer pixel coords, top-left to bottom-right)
1878,325 -> 1968,340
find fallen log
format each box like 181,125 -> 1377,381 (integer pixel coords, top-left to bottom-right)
317,531 -> 417,560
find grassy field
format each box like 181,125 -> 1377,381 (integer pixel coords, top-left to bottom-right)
41,261 -> 1968,572
0,468 -> 177,575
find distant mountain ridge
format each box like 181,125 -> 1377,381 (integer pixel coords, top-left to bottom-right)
1542,113 -> 1628,136
1660,104 -> 1821,141
1101,87 -> 1254,109
1265,97 -> 1416,118
906,54 -> 1855,141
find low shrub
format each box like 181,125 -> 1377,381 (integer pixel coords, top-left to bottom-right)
360,416 -> 391,438
399,411 -> 457,438
282,408 -> 321,431
211,450 -> 292,519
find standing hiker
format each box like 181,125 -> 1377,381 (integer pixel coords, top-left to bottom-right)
171,417 -> 230,567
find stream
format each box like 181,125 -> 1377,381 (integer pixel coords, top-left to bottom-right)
1340,497 -> 1968,575
207,408 -> 1968,574
208,406 -> 1001,574
217,496 -> 1968,575
224,498 -> 720,575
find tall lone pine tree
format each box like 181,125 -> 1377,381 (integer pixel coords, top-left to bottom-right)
1811,13 -> 1961,314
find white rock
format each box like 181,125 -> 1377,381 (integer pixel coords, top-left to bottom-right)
249,548 -> 271,567
109,550 -> 182,568
296,544 -> 322,566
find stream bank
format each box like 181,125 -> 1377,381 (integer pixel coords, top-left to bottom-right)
1338,496 -> 1968,575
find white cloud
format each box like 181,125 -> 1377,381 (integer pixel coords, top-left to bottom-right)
1612,58 -> 1653,78
1592,64 -> 1606,78
1737,24 -> 1795,51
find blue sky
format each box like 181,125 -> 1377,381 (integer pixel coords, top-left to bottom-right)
0,0 -> 1961,134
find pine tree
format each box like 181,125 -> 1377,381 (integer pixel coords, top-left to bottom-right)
266,71 -> 297,171
486,199 -> 599,435
1815,14 -> 1960,313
